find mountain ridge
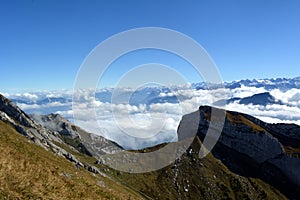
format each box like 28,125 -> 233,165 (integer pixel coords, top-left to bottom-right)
0,94 -> 142,199
1,93 -> 299,199
95,105 -> 300,199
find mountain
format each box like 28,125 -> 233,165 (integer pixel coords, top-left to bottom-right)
30,113 -> 123,155
1,93 -> 299,199
99,106 -> 300,199
192,77 -> 300,90
239,92 -> 280,105
95,106 -> 299,199
11,97 -> 72,105
179,106 -> 300,199
224,77 -> 300,90
9,77 -> 300,116
0,94 -> 141,199
214,92 -> 283,106
0,93 -> 122,163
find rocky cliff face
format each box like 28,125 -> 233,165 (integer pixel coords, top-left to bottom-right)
102,106 -> 299,200
178,105 -> 300,198
0,94 -> 122,174
0,94 -> 62,147
30,113 -> 123,155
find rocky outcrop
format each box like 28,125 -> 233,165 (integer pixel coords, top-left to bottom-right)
178,105 -> 300,199
0,94 -> 37,128
31,113 -> 123,155
0,94 -> 92,171
0,95 -> 61,144
30,113 -> 80,138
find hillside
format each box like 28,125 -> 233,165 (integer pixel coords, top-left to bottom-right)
104,139 -> 287,200
97,106 -> 299,199
0,120 -> 142,199
0,94 -> 142,199
1,93 -> 299,199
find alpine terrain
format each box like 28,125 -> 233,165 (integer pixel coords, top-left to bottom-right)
0,93 -> 299,199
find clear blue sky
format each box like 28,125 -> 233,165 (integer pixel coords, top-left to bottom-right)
1,0 -> 300,92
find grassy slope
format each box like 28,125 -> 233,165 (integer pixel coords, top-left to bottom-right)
0,121 -> 142,200
106,137 -> 287,200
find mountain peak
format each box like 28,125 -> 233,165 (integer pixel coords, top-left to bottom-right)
178,105 -> 300,198
239,92 -> 278,106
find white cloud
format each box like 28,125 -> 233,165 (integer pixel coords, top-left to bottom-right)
270,88 -> 300,106
223,102 -> 300,125
23,93 -> 38,100
5,86 -> 300,149
19,102 -> 71,109
256,116 -> 300,125
159,92 -> 174,97
230,85 -> 267,98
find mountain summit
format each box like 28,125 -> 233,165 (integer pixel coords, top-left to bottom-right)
100,106 -> 300,199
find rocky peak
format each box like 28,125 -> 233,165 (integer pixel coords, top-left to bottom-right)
178,105 -> 300,198
30,113 -> 79,138
31,113 -> 123,155
239,92 -> 280,106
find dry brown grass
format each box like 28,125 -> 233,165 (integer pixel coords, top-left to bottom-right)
283,145 -> 300,157
226,112 -> 267,133
0,121 -> 142,200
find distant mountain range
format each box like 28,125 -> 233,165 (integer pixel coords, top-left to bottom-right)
10,77 -> 300,107
1,93 -> 300,199
193,76 -> 300,90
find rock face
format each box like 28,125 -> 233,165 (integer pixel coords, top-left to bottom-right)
0,94 -> 86,165
30,113 -> 79,138
178,105 -> 300,198
30,113 -> 123,155
102,105 -> 298,200
0,94 -> 121,173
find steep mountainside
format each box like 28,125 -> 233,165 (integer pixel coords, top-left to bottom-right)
30,113 -> 123,155
97,106 -> 299,200
0,94 -> 141,199
179,106 -> 300,199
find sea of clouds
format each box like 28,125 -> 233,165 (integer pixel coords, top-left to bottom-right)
2,85 -> 300,149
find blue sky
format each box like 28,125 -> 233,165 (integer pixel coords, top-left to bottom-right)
1,0 -> 300,92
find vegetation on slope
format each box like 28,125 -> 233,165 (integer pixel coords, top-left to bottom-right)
100,138 -> 287,200
0,121 -> 142,200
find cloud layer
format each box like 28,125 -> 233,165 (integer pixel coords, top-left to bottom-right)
5,85 -> 300,149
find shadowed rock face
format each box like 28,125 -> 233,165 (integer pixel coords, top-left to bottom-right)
178,105 -> 300,199
108,106 -> 292,200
